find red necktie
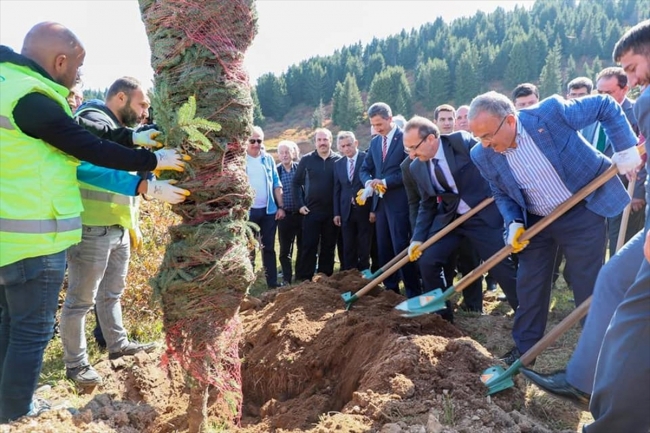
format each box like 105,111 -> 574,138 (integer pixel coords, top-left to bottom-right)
382,135 -> 388,161
348,158 -> 354,181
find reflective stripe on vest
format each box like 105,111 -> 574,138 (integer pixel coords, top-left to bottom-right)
0,216 -> 82,233
80,188 -> 133,206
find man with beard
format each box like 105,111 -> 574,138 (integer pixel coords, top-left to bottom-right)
59,77 -> 189,387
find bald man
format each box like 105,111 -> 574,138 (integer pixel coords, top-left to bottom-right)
0,22 -> 187,422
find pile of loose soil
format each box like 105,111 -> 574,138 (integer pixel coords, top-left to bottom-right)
3,271 -> 576,433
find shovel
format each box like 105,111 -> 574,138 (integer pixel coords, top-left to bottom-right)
360,248 -> 406,279
341,197 -> 495,309
394,165 -> 618,316
480,166 -> 638,395
480,296 -> 592,395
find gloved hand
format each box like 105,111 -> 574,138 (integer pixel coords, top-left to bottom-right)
146,179 -> 190,204
133,129 -> 163,148
154,149 -> 190,172
356,186 -> 374,205
129,227 -> 143,252
612,146 -> 642,176
506,221 -> 529,253
375,184 -> 387,197
408,241 -> 423,261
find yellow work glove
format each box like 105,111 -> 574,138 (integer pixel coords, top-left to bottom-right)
506,222 -> 529,253
129,227 -> 143,252
408,241 -> 423,262
153,149 -> 192,172
132,129 -> 164,148
356,186 -> 374,205
375,184 -> 387,197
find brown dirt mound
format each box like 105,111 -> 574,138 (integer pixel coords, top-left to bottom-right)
4,271 -> 574,433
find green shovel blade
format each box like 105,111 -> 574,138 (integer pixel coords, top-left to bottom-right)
395,287 -> 454,316
481,359 -> 523,395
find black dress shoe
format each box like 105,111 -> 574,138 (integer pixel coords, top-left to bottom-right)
521,368 -> 590,411
499,347 -> 535,367
487,281 -> 498,292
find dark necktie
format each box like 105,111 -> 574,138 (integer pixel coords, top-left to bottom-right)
432,158 -> 452,193
596,127 -> 607,153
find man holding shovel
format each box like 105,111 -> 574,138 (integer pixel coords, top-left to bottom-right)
522,20 -> 650,433
468,91 -> 640,366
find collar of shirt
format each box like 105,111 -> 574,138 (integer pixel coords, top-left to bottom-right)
502,117 -> 525,155
348,150 -> 359,165
384,125 -> 398,149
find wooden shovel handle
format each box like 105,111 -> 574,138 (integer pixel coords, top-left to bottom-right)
521,296 -> 592,365
352,197 -> 495,299
453,165 -> 619,295
615,178 -> 636,252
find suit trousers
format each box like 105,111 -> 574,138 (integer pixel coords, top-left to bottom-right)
513,202 -> 606,353
249,208 -> 279,287
583,229 -> 650,433
375,200 -> 421,298
341,206 -> 372,271
417,214 -> 518,310
277,212 -> 303,284
296,212 -> 338,280
566,229 -> 645,394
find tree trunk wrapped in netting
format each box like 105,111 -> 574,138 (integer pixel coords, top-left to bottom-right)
138,0 -> 257,430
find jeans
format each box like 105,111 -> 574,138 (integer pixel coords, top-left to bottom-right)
0,251 -> 66,422
249,208 -> 279,287
60,225 -> 130,368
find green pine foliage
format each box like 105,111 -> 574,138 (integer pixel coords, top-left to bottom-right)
368,66 -> 412,117
331,74 -> 364,130
174,96 -> 222,152
415,58 -> 451,110
253,0 -> 648,119
539,42 -> 563,98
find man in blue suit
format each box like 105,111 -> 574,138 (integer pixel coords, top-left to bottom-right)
359,103 -> 420,298
333,131 -> 371,271
581,67 -> 646,257
468,91 -> 641,365
404,116 -> 518,312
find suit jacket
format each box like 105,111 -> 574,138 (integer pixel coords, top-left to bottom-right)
400,157 -> 420,230
333,151 -> 370,221
581,97 -> 646,201
359,128 -> 409,208
471,95 -> 635,226
634,87 -> 650,206
410,131 -> 503,242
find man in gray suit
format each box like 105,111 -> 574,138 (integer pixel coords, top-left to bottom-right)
581,66 -> 646,256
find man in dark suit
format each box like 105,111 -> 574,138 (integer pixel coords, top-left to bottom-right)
359,103 -> 420,298
404,116 -> 518,313
333,131 -> 372,271
469,91 -> 640,365
582,67 -> 646,257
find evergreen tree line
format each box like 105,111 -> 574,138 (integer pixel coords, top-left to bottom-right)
254,0 -> 648,127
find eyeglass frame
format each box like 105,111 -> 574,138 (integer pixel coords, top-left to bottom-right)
477,115 -> 508,143
404,134 -> 429,153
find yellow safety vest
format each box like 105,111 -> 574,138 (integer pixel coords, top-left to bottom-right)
74,107 -> 139,229
0,62 -> 82,267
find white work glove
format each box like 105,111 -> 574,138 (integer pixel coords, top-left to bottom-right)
132,129 -> 163,148
506,222 -> 529,253
154,149 -> 188,172
146,179 -> 190,204
408,241 -> 423,262
612,146 -> 642,176
356,186 -> 374,205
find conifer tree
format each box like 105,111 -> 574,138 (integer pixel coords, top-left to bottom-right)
367,66 -> 412,117
539,42 -> 563,97
415,58 -> 451,110
332,73 -> 364,130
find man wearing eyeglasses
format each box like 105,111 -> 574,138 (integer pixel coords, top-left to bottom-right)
246,126 -> 284,288
468,91 -> 641,366
404,116 -> 518,314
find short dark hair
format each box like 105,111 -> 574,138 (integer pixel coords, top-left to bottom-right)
596,66 -> 628,89
368,102 -> 392,120
567,76 -> 593,94
613,20 -> 650,62
511,83 -> 539,101
106,76 -> 142,100
433,104 -> 456,121
404,115 -> 439,140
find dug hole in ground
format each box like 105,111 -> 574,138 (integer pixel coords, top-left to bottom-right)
4,271 -> 584,433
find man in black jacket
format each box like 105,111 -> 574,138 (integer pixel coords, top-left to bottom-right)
293,128 -> 341,280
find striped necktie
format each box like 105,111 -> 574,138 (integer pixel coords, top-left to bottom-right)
382,135 -> 388,161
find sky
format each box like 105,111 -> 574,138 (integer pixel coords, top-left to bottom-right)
0,0 -> 534,90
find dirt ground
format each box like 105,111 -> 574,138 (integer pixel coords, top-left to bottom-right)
3,271 -> 582,433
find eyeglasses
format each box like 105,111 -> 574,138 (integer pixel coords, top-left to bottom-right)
248,138 -> 262,144
404,135 -> 428,153
477,116 -> 507,143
